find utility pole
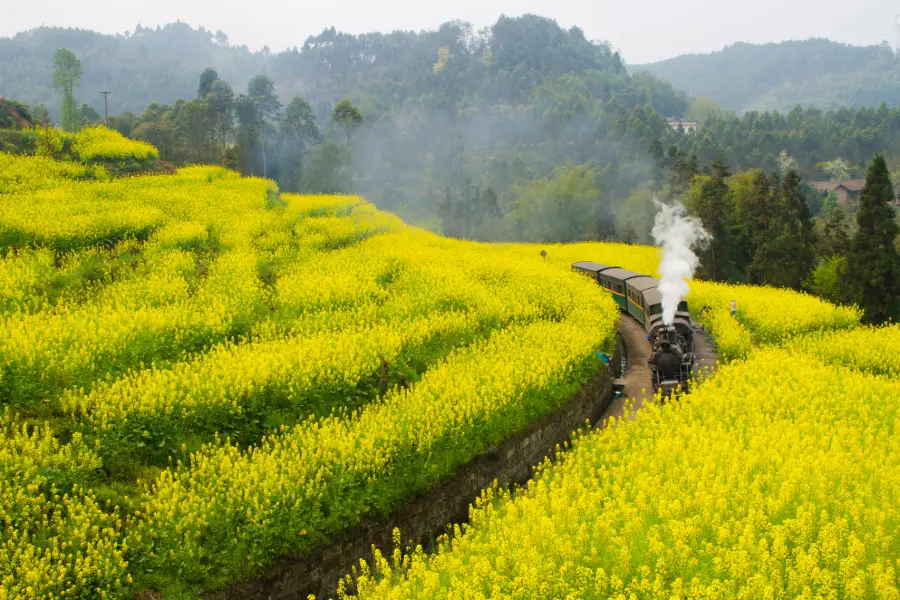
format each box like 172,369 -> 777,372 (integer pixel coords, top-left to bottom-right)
100,91 -> 110,126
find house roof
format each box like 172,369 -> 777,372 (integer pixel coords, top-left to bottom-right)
809,179 -> 865,193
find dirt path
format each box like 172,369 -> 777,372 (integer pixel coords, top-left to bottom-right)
596,316 -> 719,429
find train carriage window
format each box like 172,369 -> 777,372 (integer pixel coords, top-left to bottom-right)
678,301 -> 688,312
649,304 -> 662,316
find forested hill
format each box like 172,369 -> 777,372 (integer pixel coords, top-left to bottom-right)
633,38 -> 900,112
0,23 -> 266,117
0,18 -> 686,120
1,16 -> 694,236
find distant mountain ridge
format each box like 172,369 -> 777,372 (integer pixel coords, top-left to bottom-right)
632,38 -> 900,112
0,20 -> 688,120
0,23 -> 266,117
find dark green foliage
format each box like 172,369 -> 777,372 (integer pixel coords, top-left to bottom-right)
688,161 -> 734,282
0,98 -> 35,129
817,206 -> 851,258
0,129 -> 36,154
276,96 -> 321,191
766,170 -> 816,289
673,104 -> 900,178
846,154 -> 900,323
197,67 -> 219,98
78,103 -> 101,127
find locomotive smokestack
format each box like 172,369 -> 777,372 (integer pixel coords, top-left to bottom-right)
651,201 -> 710,325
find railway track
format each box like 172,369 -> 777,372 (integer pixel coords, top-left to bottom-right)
596,315 -> 719,429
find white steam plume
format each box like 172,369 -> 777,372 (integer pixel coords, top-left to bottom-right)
650,201 -> 711,325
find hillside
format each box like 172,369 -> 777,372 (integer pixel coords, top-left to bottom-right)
0,23 -> 265,117
0,17 -> 690,230
3,144 -> 887,599
633,38 -> 900,112
0,19 -> 686,122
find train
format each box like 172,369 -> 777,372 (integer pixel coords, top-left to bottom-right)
573,261 -> 695,395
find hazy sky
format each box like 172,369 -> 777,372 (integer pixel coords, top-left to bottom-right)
3,0 -> 899,63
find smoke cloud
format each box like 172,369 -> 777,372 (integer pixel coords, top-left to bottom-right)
650,200 -> 711,325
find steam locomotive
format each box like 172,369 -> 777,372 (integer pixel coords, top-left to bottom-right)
573,261 -> 695,395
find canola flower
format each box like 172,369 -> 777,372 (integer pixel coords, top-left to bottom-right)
344,349 -> 900,600
1,412 -> 129,599
0,182 -> 167,252
68,126 -> 159,164
130,293 -> 617,591
0,248 -> 60,314
0,249 -> 266,405
786,324 -> 900,378
501,239 -> 662,276
689,280 -> 860,348
1,148 -> 882,599
0,152 -> 110,194
68,233 -> 603,458
68,312 -> 488,453
283,192 -> 365,216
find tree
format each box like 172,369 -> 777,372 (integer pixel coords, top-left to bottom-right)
331,99 -> 363,144
277,96 -> 321,191
766,169 -> 816,289
818,205 -> 851,258
246,74 -> 281,177
52,48 -> 82,131
616,187 -> 658,244
817,158 -> 852,180
330,99 -> 363,186
805,255 -> 850,306
510,164 -> 601,242
206,79 -> 234,163
685,97 -> 721,124
197,67 -> 219,98
687,161 -> 734,281
173,99 -> 213,163
777,150 -> 797,175
79,104 -> 101,127
305,140 -> 349,193
846,153 -> 900,323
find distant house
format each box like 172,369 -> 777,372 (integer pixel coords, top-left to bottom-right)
665,117 -> 698,134
808,180 -> 867,207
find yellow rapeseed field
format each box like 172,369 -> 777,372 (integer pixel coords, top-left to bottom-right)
0,142 -> 877,599
1,148 -> 621,596
344,349 -> 900,600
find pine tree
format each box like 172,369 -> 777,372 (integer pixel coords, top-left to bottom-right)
819,205 -> 851,258
766,170 -> 815,289
694,160 -> 734,282
847,153 -> 900,323
744,171 -> 776,284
